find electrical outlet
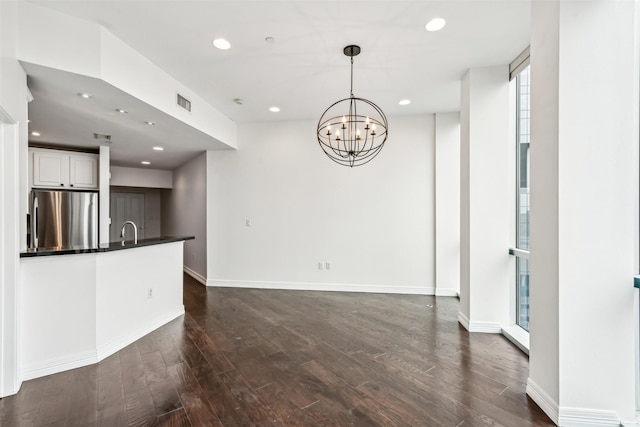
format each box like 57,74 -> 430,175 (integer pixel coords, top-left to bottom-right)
245,219 -> 252,227
148,288 -> 153,299
318,262 -> 324,270
325,262 -> 331,270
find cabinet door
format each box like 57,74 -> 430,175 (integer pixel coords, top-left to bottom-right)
33,151 -> 68,188
69,155 -> 98,189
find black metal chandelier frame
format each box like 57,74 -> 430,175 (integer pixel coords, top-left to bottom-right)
316,45 -> 389,167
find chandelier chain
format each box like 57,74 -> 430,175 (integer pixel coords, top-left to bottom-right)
350,56 -> 354,97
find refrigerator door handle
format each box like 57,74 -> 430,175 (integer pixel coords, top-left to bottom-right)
33,196 -> 39,248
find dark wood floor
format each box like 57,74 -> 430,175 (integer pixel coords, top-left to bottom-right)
0,274 -> 554,426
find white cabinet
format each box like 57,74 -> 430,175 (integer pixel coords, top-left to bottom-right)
31,148 -> 99,189
32,150 -> 67,188
69,155 -> 98,189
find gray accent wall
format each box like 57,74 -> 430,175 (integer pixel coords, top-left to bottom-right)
162,153 -> 207,281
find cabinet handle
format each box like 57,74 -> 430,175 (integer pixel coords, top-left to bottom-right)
70,184 -> 74,187
60,183 -> 64,186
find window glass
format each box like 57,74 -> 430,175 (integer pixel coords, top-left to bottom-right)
516,65 -> 530,331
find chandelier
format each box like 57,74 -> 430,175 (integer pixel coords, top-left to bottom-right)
317,45 -> 388,167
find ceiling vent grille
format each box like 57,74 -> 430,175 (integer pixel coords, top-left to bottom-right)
177,93 -> 191,112
93,133 -> 112,143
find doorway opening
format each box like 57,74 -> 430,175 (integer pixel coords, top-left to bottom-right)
110,191 -> 146,242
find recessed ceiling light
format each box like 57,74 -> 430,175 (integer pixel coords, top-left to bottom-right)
153,146 -> 164,151
265,37 -> 275,43
78,92 -> 92,99
31,131 -> 40,136
269,106 -> 280,113
425,17 -> 446,32
141,161 -> 151,165
145,121 -> 156,126
212,38 -> 231,50
399,99 -> 411,106
116,108 -> 128,114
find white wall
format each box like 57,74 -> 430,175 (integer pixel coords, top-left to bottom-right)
207,115 -> 435,293
528,0 -> 639,424
162,153 -> 207,282
0,0 -> 29,397
528,0 -> 560,413
99,146 -> 110,244
459,67 -> 511,332
435,113 -> 460,296
110,166 -> 172,189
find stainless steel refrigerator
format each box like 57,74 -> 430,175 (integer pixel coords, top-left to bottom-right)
29,190 -> 98,249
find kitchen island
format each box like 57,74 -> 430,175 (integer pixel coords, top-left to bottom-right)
19,236 -> 193,380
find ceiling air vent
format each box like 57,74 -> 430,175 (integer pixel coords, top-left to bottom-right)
177,93 -> 191,112
93,133 -> 112,143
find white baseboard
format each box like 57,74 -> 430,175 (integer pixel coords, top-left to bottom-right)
501,325 -> 529,355
527,378 -> 559,424
558,407 -> 621,426
21,349 -> 97,381
622,413 -> 640,427
468,321 -> 502,333
206,279 -> 436,295
458,311 -> 470,330
183,265 -> 206,285
457,311 -> 501,333
435,287 -> 459,297
527,379 -> 625,426
21,308 -> 185,381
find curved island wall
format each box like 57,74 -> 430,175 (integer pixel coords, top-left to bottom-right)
20,237 -> 191,380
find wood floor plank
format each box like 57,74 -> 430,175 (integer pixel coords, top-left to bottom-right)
183,315 -> 235,375
120,343 -> 149,395
0,374 -> 44,426
66,365 -> 99,426
141,350 -> 171,385
149,380 -> 183,417
136,332 -> 159,356
34,370 -> 75,425
190,372 -> 248,426
218,368 -> 283,425
156,408 -> 191,427
124,386 -> 158,427
0,273 -> 555,427
167,363 -> 223,427
97,354 -> 127,427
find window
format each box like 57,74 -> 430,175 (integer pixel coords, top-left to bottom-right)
515,65 -> 531,331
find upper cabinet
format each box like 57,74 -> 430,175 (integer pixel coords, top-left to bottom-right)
31,148 -> 99,190
68,154 -> 99,189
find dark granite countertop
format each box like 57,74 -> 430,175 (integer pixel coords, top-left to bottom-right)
20,236 -> 194,258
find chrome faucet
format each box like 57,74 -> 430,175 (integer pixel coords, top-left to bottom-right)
120,221 -> 138,244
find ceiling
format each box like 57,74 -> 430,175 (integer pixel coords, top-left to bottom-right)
24,0 -> 530,170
